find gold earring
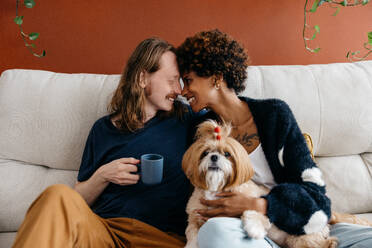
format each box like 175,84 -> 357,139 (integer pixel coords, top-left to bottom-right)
214,82 -> 220,90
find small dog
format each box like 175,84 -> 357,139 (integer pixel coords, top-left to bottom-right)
182,120 -> 338,248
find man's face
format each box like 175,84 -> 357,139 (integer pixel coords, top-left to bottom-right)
144,51 -> 181,113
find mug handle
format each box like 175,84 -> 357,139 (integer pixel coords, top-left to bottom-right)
136,163 -> 141,174
130,163 -> 141,175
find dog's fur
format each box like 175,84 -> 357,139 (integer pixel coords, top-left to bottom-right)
182,120 -> 338,248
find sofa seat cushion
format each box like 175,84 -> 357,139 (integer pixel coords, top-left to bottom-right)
0,232 -> 17,248
0,158 -> 77,232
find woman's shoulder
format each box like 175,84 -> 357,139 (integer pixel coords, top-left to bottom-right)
240,97 -> 292,117
240,96 -> 290,111
240,97 -> 296,125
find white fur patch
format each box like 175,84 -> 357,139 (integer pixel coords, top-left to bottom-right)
205,171 -> 225,192
303,210 -> 328,234
301,167 -> 325,186
200,152 -> 232,192
242,210 -> 271,239
278,147 -> 284,167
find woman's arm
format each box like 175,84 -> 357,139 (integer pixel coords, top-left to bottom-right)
197,192 -> 267,222
262,100 -> 331,235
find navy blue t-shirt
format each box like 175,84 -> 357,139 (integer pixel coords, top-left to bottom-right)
77,109 -> 197,236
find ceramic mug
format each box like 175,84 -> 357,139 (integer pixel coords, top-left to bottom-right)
139,154 -> 163,185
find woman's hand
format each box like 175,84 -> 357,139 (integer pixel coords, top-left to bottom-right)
97,157 -> 140,186
197,191 -> 267,221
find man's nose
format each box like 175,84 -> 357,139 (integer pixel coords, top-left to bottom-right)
174,81 -> 182,95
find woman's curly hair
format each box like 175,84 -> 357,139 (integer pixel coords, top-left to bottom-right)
176,29 -> 250,94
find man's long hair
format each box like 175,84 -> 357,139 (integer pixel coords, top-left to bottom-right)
108,37 -> 182,133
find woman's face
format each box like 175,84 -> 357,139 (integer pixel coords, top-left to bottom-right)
181,71 -> 217,112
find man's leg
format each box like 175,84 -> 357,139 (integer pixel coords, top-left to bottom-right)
105,217 -> 186,248
12,184 -> 121,248
197,217 -> 280,248
330,223 -> 372,248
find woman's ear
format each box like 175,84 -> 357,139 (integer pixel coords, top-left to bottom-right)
213,74 -> 223,83
212,74 -> 225,90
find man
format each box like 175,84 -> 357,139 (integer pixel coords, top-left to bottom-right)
12,37 -> 195,248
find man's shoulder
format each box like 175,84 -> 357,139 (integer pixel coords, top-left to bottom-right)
86,114 -> 118,139
91,114 -> 110,130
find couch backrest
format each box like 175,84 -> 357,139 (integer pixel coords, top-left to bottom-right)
242,61 -> 372,156
0,69 -> 120,171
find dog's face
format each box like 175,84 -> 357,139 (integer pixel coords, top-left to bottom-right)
182,120 -> 254,192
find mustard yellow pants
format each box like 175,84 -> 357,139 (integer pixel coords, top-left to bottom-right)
12,184 -> 186,248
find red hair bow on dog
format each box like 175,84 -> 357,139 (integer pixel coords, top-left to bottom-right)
214,126 -> 221,140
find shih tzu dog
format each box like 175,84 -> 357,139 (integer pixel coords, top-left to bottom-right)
182,120 -> 338,248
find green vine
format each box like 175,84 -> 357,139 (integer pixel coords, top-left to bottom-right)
14,0 -> 45,57
303,0 -> 371,61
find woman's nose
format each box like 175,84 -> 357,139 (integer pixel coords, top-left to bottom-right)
181,86 -> 188,96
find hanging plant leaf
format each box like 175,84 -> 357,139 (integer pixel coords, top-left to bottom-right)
332,7 -> 340,16
310,25 -> 320,40
313,48 -> 321,53
368,32 -> 372,45
28,32 -> 39,40
310,0 -> 320,12
318,0 -> 328,6
35,50 -> 46,57
341,0 -> 347,6
14,16 -> 24,25
362,0 -> 370,5
24,0 -> 35,8
314,25 -> 320,33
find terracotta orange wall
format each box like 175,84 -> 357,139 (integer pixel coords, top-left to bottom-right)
1,0 -> 371,74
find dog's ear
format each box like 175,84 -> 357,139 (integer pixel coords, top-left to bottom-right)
195,119 -> 232,140
182,141 -> 207,189
224,138 -> 254,190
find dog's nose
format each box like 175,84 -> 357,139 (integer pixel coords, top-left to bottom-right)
211,155 -> 218,162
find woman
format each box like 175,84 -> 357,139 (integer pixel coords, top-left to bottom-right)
176,29 -> 372,248
13,37 -> 193,248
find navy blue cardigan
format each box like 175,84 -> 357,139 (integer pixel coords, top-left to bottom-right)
193,97 -> 332,235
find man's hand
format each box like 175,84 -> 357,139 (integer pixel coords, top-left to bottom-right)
197,191 -> 267,221
97,157 -> 140,186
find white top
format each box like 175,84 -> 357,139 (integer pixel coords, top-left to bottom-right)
249,143 -> 276,189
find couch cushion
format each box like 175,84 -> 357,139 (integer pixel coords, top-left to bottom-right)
0,232 -> 17,248
0,69 -> 120,170
243,61 -> 372,156
316,154 -> 372,214
0,159 -> 78,232
356,213 -> 372,223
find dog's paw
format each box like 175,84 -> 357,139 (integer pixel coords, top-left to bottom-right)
242,210 -> 270,239
243,221 -> 267,239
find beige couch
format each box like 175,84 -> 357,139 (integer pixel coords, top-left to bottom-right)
1,61 -> 372,247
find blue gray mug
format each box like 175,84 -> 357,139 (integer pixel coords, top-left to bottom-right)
139,154 -> 163,185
